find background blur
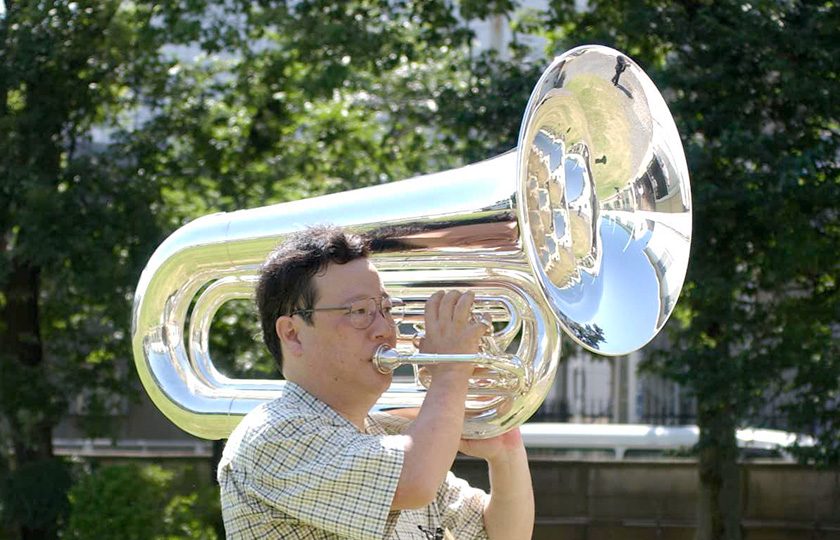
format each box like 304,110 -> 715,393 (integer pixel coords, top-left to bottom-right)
0,1 -> 837,539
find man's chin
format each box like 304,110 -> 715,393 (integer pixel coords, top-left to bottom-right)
373,365 -> 393,388
375,365 -> 393,380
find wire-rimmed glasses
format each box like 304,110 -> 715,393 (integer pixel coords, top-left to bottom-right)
291,296 -> 405,330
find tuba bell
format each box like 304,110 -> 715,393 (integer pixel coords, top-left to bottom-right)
131,45 -> 692,440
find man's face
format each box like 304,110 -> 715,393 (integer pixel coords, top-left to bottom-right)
294,257 -> 397,399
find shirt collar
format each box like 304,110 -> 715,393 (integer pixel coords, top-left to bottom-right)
279,381 -> 365,432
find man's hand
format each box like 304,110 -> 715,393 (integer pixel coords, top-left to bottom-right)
458,428 -> 525,464
420,289 -> 487,360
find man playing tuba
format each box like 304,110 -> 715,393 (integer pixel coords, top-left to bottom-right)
217,225 -> 534,539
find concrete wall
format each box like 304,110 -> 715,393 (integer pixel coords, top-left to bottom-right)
451,458 -> 840,540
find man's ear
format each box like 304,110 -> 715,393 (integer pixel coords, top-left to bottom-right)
276,315 -> 304,357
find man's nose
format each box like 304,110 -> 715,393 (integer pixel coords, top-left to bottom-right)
369,308 -> 394,338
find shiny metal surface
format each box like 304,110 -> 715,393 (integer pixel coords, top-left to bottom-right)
518,46 -> 691,354
373,345 -> 526,394
131,45 -> 691,440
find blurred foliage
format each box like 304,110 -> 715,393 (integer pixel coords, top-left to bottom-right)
0,2 -> 179,537
65,464 -> 170,540
1,458 -> 71,537
162,464 -> 223,540
64,463 -> 219,540
161,492 -> 219,540
209,299 -> 276,379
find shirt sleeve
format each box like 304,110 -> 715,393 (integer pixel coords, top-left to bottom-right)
435,471 -> 490,540
243,422 -> 406,540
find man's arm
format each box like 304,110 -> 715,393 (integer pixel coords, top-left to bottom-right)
460,429 -> 535,540
390,290 -> 486,510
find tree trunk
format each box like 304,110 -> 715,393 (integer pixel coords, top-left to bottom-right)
0,259 -> 59,540
695,404 -> 742,540
0,260 -> 51,460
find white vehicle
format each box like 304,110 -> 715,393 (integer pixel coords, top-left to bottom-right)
519,423 -> 815,461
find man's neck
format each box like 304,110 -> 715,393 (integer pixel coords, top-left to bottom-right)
289,375 -> 378,431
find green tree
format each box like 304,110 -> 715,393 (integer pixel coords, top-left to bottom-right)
0,1 -> 200,538
541,1 -> 840,538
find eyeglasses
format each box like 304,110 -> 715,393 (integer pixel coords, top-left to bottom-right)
291,296 -> 405,330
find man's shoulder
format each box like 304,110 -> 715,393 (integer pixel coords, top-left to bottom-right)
229,395 -> 340,447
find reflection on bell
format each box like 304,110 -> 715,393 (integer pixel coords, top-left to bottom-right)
517,46 -> 691,355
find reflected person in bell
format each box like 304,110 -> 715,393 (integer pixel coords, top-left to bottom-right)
217,225 -> 534,540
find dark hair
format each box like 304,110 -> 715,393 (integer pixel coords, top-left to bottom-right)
256,225 -> 370,371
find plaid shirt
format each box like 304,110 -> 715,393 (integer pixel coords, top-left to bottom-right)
218,382 -> 489,540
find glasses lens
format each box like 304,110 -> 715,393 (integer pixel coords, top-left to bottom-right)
383,297 -> 404,326
348,298 -> 376,330
347,297 -> 406,329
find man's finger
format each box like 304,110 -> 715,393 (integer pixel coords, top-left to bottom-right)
439,290 -> 461,323
453,290 -> 474,325
425,290 -> 445,328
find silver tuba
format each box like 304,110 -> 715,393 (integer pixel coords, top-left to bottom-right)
131,45 -> 692,440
